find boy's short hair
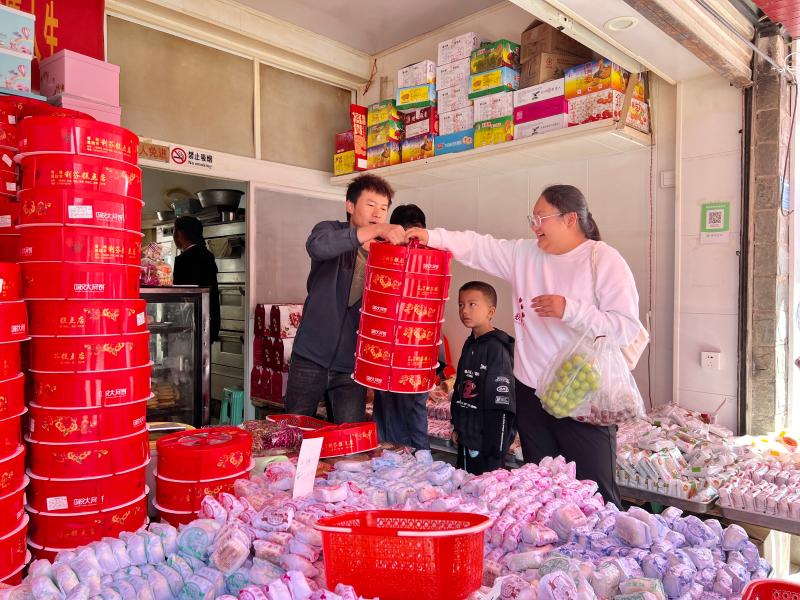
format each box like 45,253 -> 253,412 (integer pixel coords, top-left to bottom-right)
174,216 -> 204,245
459,281 -> 498,307
390,204 -> 426,229
346,173 -> 395,205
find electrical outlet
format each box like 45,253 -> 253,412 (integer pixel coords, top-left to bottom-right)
660,170 -> 675,188
701,351 -> 721,371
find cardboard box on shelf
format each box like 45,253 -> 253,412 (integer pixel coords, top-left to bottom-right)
401,133 -> 435,163
367,142 -> 401,169
333,151 -> 356,176
402,106 -> 438,138
367,99 -> 400,127
513,95 -> 568,124
470,39 -> 520,74
567,91 -> 650,133
473,91 -> 513,122
335,130 -> 354,154
435,129 -> 474,155
0,4 -> 34,57
0,47 -> 30,93
398,60 -> 436,88
469,67 -> 520,99
514,114 -> 569,140
438,32 -> 484,66
520,21 -> 592,63
367,119 -> 404,147
437,81 -> 472,113
397,83 -> 436,110
438,106 -> 474,136
350,104 -> 368,171
565,58 -> 644,100
436,58 -> 470,91
520,52 -> 585,88
514,79 -> 565,107
474,116 -> 514,148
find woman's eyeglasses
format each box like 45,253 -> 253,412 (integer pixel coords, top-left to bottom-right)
527,213 -> 564,229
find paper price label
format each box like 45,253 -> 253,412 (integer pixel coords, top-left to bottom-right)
46,496 -> 69,511
2,154 -> 12,167
0,216 -> 10,228
292,436 -> 323,499
68,205 -> 94,219
136,312 -> 146,326
5,182 -> 14,192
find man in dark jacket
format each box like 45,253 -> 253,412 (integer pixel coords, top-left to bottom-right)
285,174 -> 406,424
451,281 -> 516,475
173,216 -> 220,342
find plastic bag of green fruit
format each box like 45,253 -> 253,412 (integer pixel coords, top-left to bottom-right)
539,331 -> 644,426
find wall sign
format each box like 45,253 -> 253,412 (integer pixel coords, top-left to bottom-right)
139,142 -> 170,163
700,202 -> 730,244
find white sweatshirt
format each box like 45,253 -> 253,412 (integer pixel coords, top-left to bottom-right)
428,229 -> 642,390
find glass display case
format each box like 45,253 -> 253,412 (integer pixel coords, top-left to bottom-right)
141,287 -> 211,427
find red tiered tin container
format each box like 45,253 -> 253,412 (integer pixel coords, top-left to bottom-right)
26,462 -> 148,513
156,427 -> 252,482
0,344 -> 20,379
19,225 -> 143,264
155,463 -> 253,512
26,428 -> 149,479
303,422 -> 379,458
18,118 -> 139,165
0,446 -> 26,495
18,189 -> 143,231
21,262 -> 141,299
0,263 -> 21,302
354,241 -> 451,393
0,516 -> 28,581
28,399 -> 148,443
26,492 -> 147,548
30,332 -> 150,371
0,197 -> 18,234
0,301 -> 26,343
27,299 -> 147,336
153,503 -> 196,528
19,155 -> 142,198
30,364 -> 152,408
0,235 -> 19,263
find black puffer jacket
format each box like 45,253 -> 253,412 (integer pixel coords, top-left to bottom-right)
451,328 -> 517,457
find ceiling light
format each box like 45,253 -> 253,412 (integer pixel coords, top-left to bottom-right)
605,16 -> 639,32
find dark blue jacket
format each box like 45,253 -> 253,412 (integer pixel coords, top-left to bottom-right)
292,220 -> 363,373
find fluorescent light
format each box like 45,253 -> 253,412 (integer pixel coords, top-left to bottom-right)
605,16 -> 640,32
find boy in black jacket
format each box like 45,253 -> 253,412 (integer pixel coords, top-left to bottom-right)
451,281 -> 516,475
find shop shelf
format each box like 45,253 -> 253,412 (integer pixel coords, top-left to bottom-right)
330,120 -> 651,190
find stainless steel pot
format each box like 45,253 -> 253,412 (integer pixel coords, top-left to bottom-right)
156,210 -> 175,222
197,189 -> 244,209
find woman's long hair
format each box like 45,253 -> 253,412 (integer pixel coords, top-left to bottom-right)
540,184 -> 601,241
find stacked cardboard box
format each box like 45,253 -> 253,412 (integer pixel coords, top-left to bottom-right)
367,100 -> 402,169
469,39 -> 519,148
565,59 -> 650,133
251,304 -> 303,406
333,104 -> 367,176
396,60 -> 438,163
519,21 -> 592,89
434,32 -> 483,156
512,79 -> 569,140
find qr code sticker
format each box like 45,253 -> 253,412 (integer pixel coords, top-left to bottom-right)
706,209 -> 724,230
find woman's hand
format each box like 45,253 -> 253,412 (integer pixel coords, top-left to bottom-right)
531,295 -> 566,319
404,227 -> 429,245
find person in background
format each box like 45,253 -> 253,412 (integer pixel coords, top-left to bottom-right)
404,185 -> 643,506
450,281 -> 516,475
285,174 -> 406,424
173,216 -> 220,342
372,204 -> 445,450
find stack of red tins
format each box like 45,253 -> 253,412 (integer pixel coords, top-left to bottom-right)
15,116 -> 150,558
354,240 -> 451,393
0,263 -> 30,585
154,427 -> 253,526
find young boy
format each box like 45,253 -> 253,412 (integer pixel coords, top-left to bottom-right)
372,204 -> 446,450
451,281 -> 516,475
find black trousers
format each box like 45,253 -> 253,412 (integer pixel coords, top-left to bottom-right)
284,354 -> 366,424
456,444 -> 505,475
515,379 -> 621,508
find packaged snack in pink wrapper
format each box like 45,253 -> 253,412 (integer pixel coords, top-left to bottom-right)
589,560 -> 621,599
522,523 -> 559,547
539,572 -> 578,600
613,514 -> 652,549
552,504 -> 588,541
721,525 -> 748,552
664,564 -> 696,598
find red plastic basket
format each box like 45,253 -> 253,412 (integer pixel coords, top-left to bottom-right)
741,580 -> 800,600
315,510 -> 490,600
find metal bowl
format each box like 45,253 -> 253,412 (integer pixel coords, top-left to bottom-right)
197,189 -> 244,209
156,210 -> 175,222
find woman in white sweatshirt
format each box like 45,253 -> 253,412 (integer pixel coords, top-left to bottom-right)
405,184 -> 642,506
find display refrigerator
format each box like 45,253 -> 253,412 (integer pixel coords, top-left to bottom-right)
141,286 -> 211,427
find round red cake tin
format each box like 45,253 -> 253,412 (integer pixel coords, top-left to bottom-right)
0,263 -> 21,302
27,491 -> 147,548
30,331 -> 150,371
28,399 -> 148,443
19,225 -> 143,265
0,446 -> 25,496
365,266 -> 450,300
361,288 -> 445,323
354,358 -> 436,394
18,189 -> 143,230
0,373 -> 24,421
367,241 -> 452,276
27,299 -> 147,336
26,460 -> 148,513
155,462 -> 253,512
26,428 -> 149,478
0,301 -> 27,343
356,336 -> 439,370
18,117 -> 139,165
19,155 -> 142,199
156,427 -> 252,481
30,363 -> 153,408
21,262 -> 141,300
0,516 -> 28,581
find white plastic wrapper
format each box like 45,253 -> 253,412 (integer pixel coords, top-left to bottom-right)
539,332 -> 644,425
